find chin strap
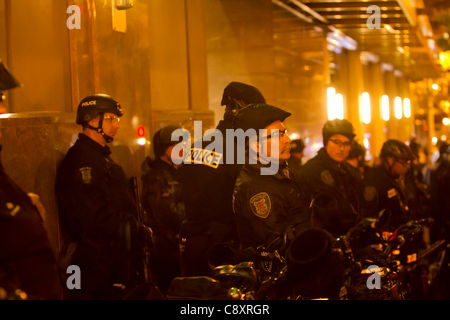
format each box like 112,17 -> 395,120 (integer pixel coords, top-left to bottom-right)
85,113 -> 114,143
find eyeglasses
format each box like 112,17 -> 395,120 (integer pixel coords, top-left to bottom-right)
329,139 -> 351,148
103,115 -> 121,123
261,129 -> 287,141
396,159 -> 411,167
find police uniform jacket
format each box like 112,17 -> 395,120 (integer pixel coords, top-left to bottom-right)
298,148 -> 360,237
233,162 -> 308,250
179,120 -> 243,242
56,134 -> 150,294
0,152 -> 59,299
362,165 -> 413,231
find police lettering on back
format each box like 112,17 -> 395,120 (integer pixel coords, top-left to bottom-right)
171,123 -> 285,175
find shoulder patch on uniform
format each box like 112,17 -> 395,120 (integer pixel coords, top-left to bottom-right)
250,192 -> 272,219
364,186 -> 377,202
185,148 -> 223,169
321,170 -> 335,186
79,167 -> 92,184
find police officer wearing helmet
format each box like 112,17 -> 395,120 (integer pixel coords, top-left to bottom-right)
140,125 -> 186,293
297,119 -> 360,237
0,59 -> 60,300
56,94 -> 153,300
361,139 -> 415,230
179,82 -> 266,277
232,103 -> 308,250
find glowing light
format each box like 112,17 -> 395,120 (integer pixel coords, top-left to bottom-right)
438,51 -> 450,70
289,133 -> 300,140
432,83 -> 439,90
363,138 -> 370,149
432,137 -> 438,145
327,87 -> 337,120
336,93 -> 344,120
442,135 -> 447,141
137,126 -> 146,138
381,95 -> 390,121
395,97 -> 402,120
138,138 -> 146,146
403,98 -> 411,118
443,118 -> 450,126
362,92 -> 371,124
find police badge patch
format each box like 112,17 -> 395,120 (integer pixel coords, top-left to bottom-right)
250,192 -> 271,219
79,167 -> 92,184
364,186 -> 377,202
321,170 -> 335,186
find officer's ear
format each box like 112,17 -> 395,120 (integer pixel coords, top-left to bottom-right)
87,115 -> 101,130
249,140 -> 259,154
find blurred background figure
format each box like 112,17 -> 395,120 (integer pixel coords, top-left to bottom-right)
287,138 -> 305,184
345,140 -> 367,181
140,125 -> 186,294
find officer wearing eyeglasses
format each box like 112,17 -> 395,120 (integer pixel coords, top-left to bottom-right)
297,119 -> 360,237
232,103 -> 308,251
361,139 -> 415,231
56,94 -> 153,300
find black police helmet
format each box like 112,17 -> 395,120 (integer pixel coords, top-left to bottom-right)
290,139 -> 306,154
322,119 -> 356,145
76,94 -> 124,125
221,82 -> 266,106
380,139 -> 414,161
153,125 -> 184,158
0,59 -> 22,91
232,103 -> 291,133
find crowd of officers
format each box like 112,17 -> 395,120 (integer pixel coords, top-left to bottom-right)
1,60 -> 450,300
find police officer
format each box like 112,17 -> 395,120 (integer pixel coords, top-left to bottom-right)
345,140 -> 367,181
297,119 -> 360,237
361,139 -> 415,231
232,103 -> 308,250
140,125 -> 186,293
179,82 -> 266,277
287,138 -> 305,184
0,59 -> 60,300
56,94 -> 153,300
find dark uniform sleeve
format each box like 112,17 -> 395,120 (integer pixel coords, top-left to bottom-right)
297,162 -> 359,236
58,153 -> 150,246
0,172 -> 60,299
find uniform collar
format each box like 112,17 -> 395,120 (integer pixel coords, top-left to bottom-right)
317,147 -> 348,173
247,160 -> 290,179
216,120 -> 233,133
78,133 -> 112,157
